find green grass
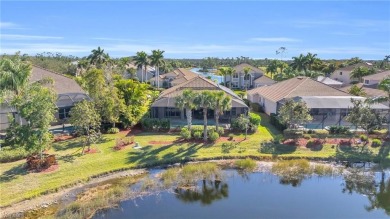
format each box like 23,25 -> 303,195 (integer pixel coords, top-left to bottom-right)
0,113 -> 389,207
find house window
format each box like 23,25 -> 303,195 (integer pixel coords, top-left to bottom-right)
244,74 -> 250,80
233,73 -> 239,79
164,107 -> 181,117
364,80 -> 369,84
231,107 -> 237,116
232,82 -> 239,88
339,72 -> 343,75
59,107 -> 71,120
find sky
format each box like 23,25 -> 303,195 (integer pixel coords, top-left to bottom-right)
1,1 -> 389,59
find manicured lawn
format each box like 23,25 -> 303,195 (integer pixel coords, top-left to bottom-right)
0,113 -> 389,207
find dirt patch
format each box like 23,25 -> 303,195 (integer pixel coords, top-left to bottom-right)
40,164 -> 59,173
126,128 -> 142,135
217,137 -> 245,143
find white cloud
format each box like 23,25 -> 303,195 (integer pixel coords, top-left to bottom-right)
1,34 -> 63,40
250,37 -> 301,42
305,46 -> 389,55
1,43 -> 91,54
0,22 -> 17,29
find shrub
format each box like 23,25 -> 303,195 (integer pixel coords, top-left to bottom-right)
283,129 -> 304,138
221,142 -> 236,153
107,127 -> 119,134
231,114 -> 257,132
249,113 -> 261,127
270,113 -> 287,131
371,139 -> 382,147
314,129 -> 329,138
228,133 -> 234,141
180,128 -> 191,140
307,129 -> 314,134
250,103 -> 263,112
303,134 -> 311,140
190,126 -> 224,136
209,132 -> 219,142
140,118 -> 170,132
193,131 -> 202,140
235,158 -> 257,171
329,126 -> 350,134
0,147 -> 30,163
360,135 -> 368,142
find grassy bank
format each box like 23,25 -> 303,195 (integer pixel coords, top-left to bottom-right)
0,114 -> 389,207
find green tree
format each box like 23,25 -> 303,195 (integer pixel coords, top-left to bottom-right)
133,51 -> 149,83
175,89 -> 197,130
195,91 -> 215,141
126,67 -> 137,79
348,84 -> 367,96
243,66 -> 251,90
87,47 -> 110,68
217,67 -> 228,87
149,50 -> 165,88
266,60 -> 278,79
278,99 -> 313,129
226,67 -> 236,89
305,52 -> 318,71
346,99 -> 382,136
6,83 -> 57,158
211,91 -> 232,131
290,54 -> 308,72
367,77 -> 390,136
69,100 -> 101,154
347,57 -> 363,66
82,68 -> 106,99
350,66 -> 369,82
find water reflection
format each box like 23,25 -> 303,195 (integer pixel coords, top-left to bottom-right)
174,180 -> 228,205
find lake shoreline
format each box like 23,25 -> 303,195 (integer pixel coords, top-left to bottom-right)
0,159 -> 354,218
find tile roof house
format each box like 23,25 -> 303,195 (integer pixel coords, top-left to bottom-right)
149,68 -> 198,88
316,76 -> 343,88
329,62 -> 375,86
151,75 -> 248,120
362,70 -> 390,86
226,63 -> 273,89
124,62 -> 155,82
247,76 -> 388,129
0,66 -> 90,130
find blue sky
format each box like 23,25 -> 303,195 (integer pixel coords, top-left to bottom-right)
1,1 -> 389,59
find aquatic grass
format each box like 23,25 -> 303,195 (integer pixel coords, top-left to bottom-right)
235,158 -> 257,172
160,167 -> 180,188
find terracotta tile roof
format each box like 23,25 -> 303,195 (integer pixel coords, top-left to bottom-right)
30,65 -> 85,94
362,70 -> 390,81
247,77 -> 351,102
152,76 -> 247,108
253,75 -> 275,84
335,62 -> 373,72
233,63 -> 264,74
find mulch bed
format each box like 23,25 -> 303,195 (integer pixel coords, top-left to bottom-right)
40,164 -> 59,173
113,143 -> 133,150
126,128 -> 142,136
149,140 -> 174,145
54,135 -> 74,142
217,137 -> 245,143
84,148 -> 99,154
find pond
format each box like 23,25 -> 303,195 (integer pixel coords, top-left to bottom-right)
190,68 -> 223,84
94,168 -> 390,219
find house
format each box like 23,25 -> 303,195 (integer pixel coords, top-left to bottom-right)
149,68 -> 198,88
316,76 -> 343,88
362,70 -> 390,86
151,75 -> 248,121
247,76 -> 388,129
225,63 -> 272,89
124,62 -> 155,82
329,62 -> 374,85
0,66 -> 90,130
253,75 -> 276,88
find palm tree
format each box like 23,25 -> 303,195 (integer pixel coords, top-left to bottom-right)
195,91 -> 214,141
217,67 -> 228,87
149,50 -> 165,88
290,54 -> 308,72
211,91 -> 232,131
374,77 -> 390,137
243,66 -> 251,90
226,67 -> 236,89
133,51 -> 149,83
350,66 -> 369,82
277,61 -> 288,75
87,47 -> 109,68
266,60 -> 278,79
175,89 -> 197,130
305,52 -> 318,71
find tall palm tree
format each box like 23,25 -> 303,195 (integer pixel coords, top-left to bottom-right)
133,51 -> 149,83
149,50 -> 165,88
211,91 -> 231,131
305,52 -> 318,71
217,67 -> 228,87
195,91 -> 214,141
243,66 -> 251,90
350,66 -> 369,82
290,54 -> 308,72
175,89 -> 197,130
226,67 -> 236,89
87,47 -> 109,68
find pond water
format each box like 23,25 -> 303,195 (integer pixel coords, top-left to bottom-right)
94,169 -> 390,219
190,68 -> 223,84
